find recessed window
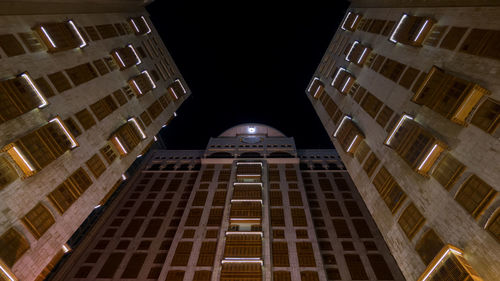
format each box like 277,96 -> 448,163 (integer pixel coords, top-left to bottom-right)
168,79 -> 187,100
471,98 -> 500,134
111,44 -> 141,70
22,203 -> 56,239
345,41 -> 372,66
341,12 -> 363,32
389,14 -> 435,47
334,116 -> 364,155
128,70 -> 156,96
33,20 -> 87,52
109,118 -> 145,157
307,77 -> 325,99
398,203 -> 425,240
331,67 -> 356,95
455,175 -> 497,219
128,16 -> 151,35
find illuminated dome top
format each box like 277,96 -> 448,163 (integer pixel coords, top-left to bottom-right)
219,123 -> 286,137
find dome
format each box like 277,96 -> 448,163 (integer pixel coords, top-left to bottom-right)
218,123 -> 286,137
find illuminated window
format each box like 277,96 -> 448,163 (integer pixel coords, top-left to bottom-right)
109,118 -> 145,157
0,228 -> 29,267
2,118 -> 77,177
168,79 -> 187,100
385,115 -> 447,176
22,203 -> 55,239
345,41 -> 372,66
128,16 -> 152,35
100,144 -> 118,164
455,175 -> 497,219
272,242 -> 289,267
485,209 -> 500,243
0,156 -> 18,189
111,44 -> 142,70
334,116 -> 364,155
165,270 -> 185,281
471,98 -> 500,134
296,242 -> 316,267
90,95 -> 118,121
331,67 -> 356,95
33,20 -> 87,52
415,229 -> 444,265
363,152 -> 380,177
372,166 -> 407,214
230,202 -> 262,222
413,66 -> 490,126
307,77 -> 325,99
431,153 -> 465,190
398,203 -> 425,240
86,154 -> 106,178
341,12 -> 363,32
234,185 -> 261,200
0,72 -> 49,123
128,71 -> 156,96
389,14 -> 435,47
220,263 -> 262,281
224,234 -> 262,258
48,168 -> 92,214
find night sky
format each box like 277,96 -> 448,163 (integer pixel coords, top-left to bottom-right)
146,2 -> 350,150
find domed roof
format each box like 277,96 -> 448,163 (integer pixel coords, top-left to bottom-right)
218,123 -> 286,137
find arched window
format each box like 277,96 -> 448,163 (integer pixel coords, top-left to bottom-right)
238,152 -> 262,158
22,203 -> 56,239
268,151 -> 294,158
455,174 -> 497,219
415,229 -> 445,265
486,209 -> 500,243
207,152 -> 233,158
0,228 -> 30,267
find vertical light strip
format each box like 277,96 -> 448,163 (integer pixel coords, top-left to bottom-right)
128,44 -> 142,65
345,41 -> 359,62
130,19 -> 140,33
128,117 -> 147,139
331,67 -> 346,86
67,20 -> 87,48
341,76 -> 352,93
114,51 -> 126,67
114,136 -> 128,154
121,174 -> 127,180
21,73 -> 48,108
385,114 -> 413,145
413,20 -> 430,42
169,87 -> 179,100
141,16 -> 152,34
347,135 -> 359,152
333,116 -> 352,137
340,12 -> 352,31
418,144 -> 438,170
40,26 -> 56,48
49,117 -> 78,148
142,71 -> 156,88
313,84 -> 322,98
132,80 -> 143,95
13,146 -> 35,172
62,244 -> 71,253
420,247 -> 463,281
389,14 -> 408,43
0,264 -> 17,281
350,14 -> 359,29
175,79 -> 187,93
307,77 -> 319,92
357,48 -> 368,64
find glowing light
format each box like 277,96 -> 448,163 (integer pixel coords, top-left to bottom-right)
49,117 -> 78,148
357,48 -> 368,64
230,218 -> 261,221
121,174 -> 127,180
128,118 -> 146,139
234,182 -> 263,186
418,144 -> 438,170
231,199 -> 263,203
333,116 -> 352,137
130,19 -> 140,33
345,41 -> 359,62
94,205 -> 101,209
390,14 -> 409,43
237,174 -> 261,177
331,67 -> 346,87
137,154 -> 143,158
385,114 -> 413,145
313,84 -> 322,98
421,247 -> 463,281
0,264 -> 17,281
173,112 -> 177,117
175,79 -> 187,93
341,76 -> 352,93
347,135 -> 359,152
162,124 -> 167,128
127,44 -> 142,65
169,87 -> 179,99
413,20 -> 430,42
114,136 -> 128,154
68,20 -> 86,48
248,127 -> 256,133
114,51 -> 126,67
13,146 -> 35,172
226,231 -> 263,237
142,71 -> 156,89
351,14 -> 359,29
62,244 -> 71,253
236,162 -> 263,166
341,12 -> 352,31
221,259 -> 263,264
307,77 -> 319,92
21,73 -> 48,108
154,136 -> 158,141
40,26 -> 56,48
132,80 -> 143,95
141,16 -> 152,34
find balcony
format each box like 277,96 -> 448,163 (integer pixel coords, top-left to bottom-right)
33,20 -> 86,52
167,79 -> 187,100
307,77 -> 325,99
385,115 -> 447,176
0,72 -> 49,123
341,11 -> 363,32
331,67 -> 356,95
2,116 -> 78,178
345,41 -> 372,66
110,44 -> 141,70
333,116 -> 364,155
389,14 -> 435,47
128,71 -> 156,96
109,118 -> 146,157
413,66 -> 490,126
128,16 -> 151,35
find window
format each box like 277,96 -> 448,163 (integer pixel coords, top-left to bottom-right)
459,29 -> 500,60
372,166 -> 407,214
34,77 -> 55,98
289,191 -> 303,206
334,117 -> 364,155
345,254 -> 369,280
193,271 -> 212,281
486,210 -> 500,243
424,25 -> 448,47
110,121 -> 143,156
193,191 -> 208,206
207,208 -> 223,226
272,242 -> 289,266
308,77 -> 325,99
0,34 -> 26,56
212,191 -> 227,206
415,229 -> 444,265
271,208 -> 285,226
368,20 -> 386,34
75,108 -> 96,130
100,144 -> 118,164
129,16 -> 151,35
300,271 -> 319,281
147,100 -> 163,119
0,156 -> 18,191
230,202 -> 261,220
168,79 -> 187,100
224,234 -> 262,258
354,140 -> 370,163
64,117 -> 81,137
22,203 -> 55,239
33,21 -> 86,52
362,152 -> 380,177
360,92 -> 383,118
386,116 -> 447,175
220,263 -> 261,281
296,242 -> 316,267
455,175 -> 497,219
291,208 -> 307,226
93,59 -> 109,75
341,12 -> 362,32
471,98 -> 500,134
370,55 -> 385,72
65,63 -> 98,86
86,154 -> 106,178
274,271 -> 291,281
440,27 -> 467,50
332,219 -> 351,238
112,89 -> 128,106
432,153 -> 465,190
111,45 -> 141,70
166,270 -> 185,281
352,219 -> 372,238
185,208 -> 203,226
197,241 -> 217,266
90,95 -> 118,121
0,228 -> 30,267
398,203 -> 425,240
331,68 -> 356,94
413,66 -> 490,126
95,24 -> 118,39
269,191 -> 283,206
171,242 -> 193,266
345,41 -> 371,66
399,67 -> 420,89
389,14 -> 435,46
379,58 -> 406,82
128,71 -> 155,96
376,105 -> 394,128
367,254 -> 394,280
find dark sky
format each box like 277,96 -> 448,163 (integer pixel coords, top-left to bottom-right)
147,2 -> 350,150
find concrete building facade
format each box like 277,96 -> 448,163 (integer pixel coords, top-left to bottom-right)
307,1 -> 500,281
51,124 -> 405,281
0,2 -> 190,280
